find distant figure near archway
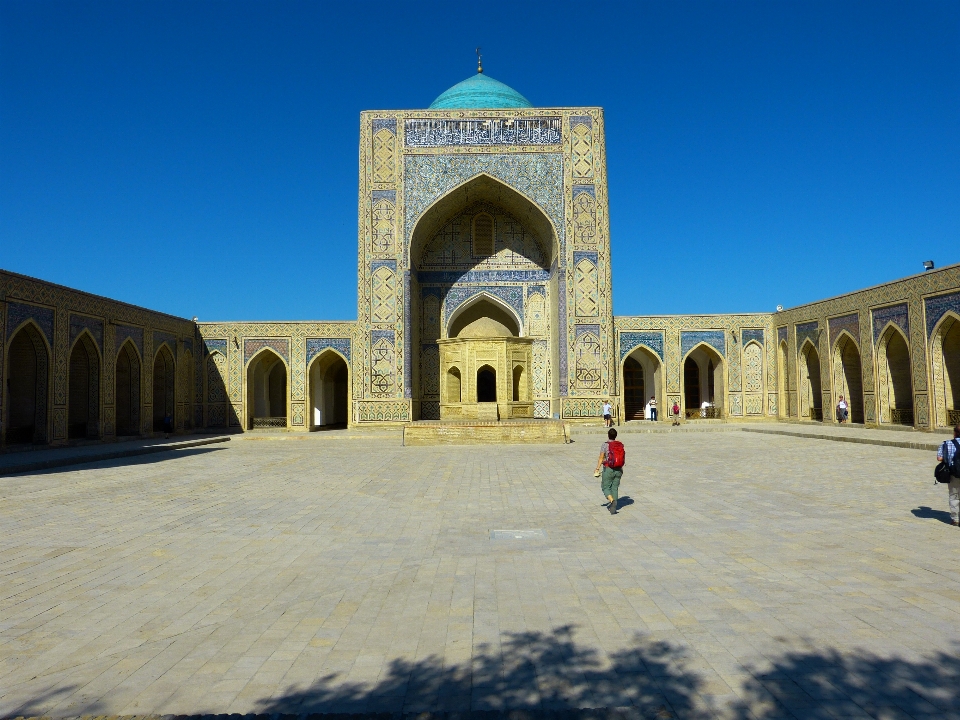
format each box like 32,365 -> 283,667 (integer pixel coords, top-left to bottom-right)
877,326 -> 913,425
681,344 -> 724,418
833,334 -> 864,424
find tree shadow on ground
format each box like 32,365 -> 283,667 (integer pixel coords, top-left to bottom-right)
253,628 -> 960,719
732,645 -> 960,719
256,625 -> 705,717
911,506 -> 954,524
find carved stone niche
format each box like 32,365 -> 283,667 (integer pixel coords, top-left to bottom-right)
438,337 -> 534,420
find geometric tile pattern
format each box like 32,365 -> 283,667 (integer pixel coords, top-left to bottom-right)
829,313 -> 860,349
924,290 -> 960,336
872,303 -> 909,342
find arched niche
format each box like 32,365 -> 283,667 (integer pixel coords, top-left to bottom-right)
153,344 -> 176,432
681,343 -> 724,418
4,322 -> 50,445
448,294 -> 521,339
931,312 -> 960,428
409,173 -> 559,270
876,324 -> 913,425
115,340 -> 141,436
308,349 -> 349,429
68,331 -> 101,440
833,332 -> 864,424
622,345 -> 661,421
477,364 -> 497,403
446,366 -> 462,403
204,350 -> 228,427
246,349 -> 288,429
799,340 -> 823,420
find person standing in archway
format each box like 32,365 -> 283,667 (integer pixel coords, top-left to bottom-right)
837,396 -> 849,424
648,395 -> 657,422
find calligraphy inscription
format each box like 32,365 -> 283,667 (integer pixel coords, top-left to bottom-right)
405,118 -> 562,147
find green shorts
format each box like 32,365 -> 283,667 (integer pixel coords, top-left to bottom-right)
601,466 -> 622,500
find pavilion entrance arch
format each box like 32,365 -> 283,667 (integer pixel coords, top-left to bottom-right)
621,345 -> 661,421
115,340 -> 141,436
152,344 -> 176,432
876,324 -> 913,426
409,173 -> 556,420
681,343 -> 724,418
4,321 -> 50,445
246,348 -> 288,429
308,349 -> 350,430
68,331 -> 101,440
930,312 -> 960,428
832,332 -> 864,424
799,340 -> 823,421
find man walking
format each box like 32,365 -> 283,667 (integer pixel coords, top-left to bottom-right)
937,424 -> 960,526
602,400 -> 613,428
594,427 -> 625,515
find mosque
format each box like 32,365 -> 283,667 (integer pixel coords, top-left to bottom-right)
2,68 -> 960,447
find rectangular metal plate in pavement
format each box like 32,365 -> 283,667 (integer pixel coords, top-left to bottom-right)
490,529 -> 547,540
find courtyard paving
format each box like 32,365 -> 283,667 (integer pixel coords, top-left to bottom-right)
1,430 -> 959,719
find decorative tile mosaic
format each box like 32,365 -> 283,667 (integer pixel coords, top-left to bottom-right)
872,303 -> 909,342
243,338 -> 290,363
925,291 -> 960,337
421,400 -> 440,420
795,321 -> 820,350
741,329 -> 764,346
69,314 -> 104,352
444,286 -> 524,325
306,338 -> 351,364
204,338 -> 227,355
573,250 -> 598,265
371,118 -> 397,134
115,324 -> 144,357
153,330 -> 178,358
371,329 -> 395,344
372,189 -> 396,203
404,117 -> 562,147
680,330 -> 726,358
417,270 -> 550,284
829,313 -> 860,348
371,259 -> 397,273
620,331 -> 665,360
569,115 -> 593,129
6,301 -> 54,347
534,399 -> 551,418
572,184 -> 595,198
777,326 -> 788,345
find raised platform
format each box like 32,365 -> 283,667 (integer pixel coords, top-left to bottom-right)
403,419 -> 569,446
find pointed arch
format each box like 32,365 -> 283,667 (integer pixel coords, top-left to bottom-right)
4,320 -> 50,444
778,340 -> 789,418
308,348 -> 350,429
832,330 -> 864,424
798,339 -> 823,420
681,342 -> 725,418
245,347 -> 288,429
204,349 -> 227,427
876,323 -> 913,425
152,344 -> 176,432
446,292 -> 522,339
68,329 -> 101,439
930,310 -> 960,427
409,172 -> 560,269
115,339 -> 141,436
622,345 -> 662,421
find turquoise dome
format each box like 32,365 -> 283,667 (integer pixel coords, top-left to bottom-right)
429,73 -> 532,109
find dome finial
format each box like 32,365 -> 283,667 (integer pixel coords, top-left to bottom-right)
476,46 -> 483,74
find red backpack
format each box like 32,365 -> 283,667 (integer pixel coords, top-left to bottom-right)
605,440 -> 625,468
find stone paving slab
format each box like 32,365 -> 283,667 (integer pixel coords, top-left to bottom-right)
2,432 -> 959,719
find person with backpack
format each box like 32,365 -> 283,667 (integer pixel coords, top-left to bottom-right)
594,427 -> 625,515
936,425 -> 960,526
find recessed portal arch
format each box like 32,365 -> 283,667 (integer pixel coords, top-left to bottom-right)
153,344 -> 176,432
799,340 -> 823,420
68,331 -> 101,439
115,340 -> 141,436
622,345 -> 661,421
681,343 -> 724,418
447,294 -> 521,339
246,349 -> 288,429
931,312 -> 960,428
308,349 -> 349,429
778,340 -> 789,418
876,324 -> 913,425
4,321 -> 50,445
833,332 -> 864,424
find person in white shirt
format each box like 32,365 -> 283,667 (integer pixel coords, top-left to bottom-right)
602,400 -> 612,428
836,396 -> 849,423
648,395 -> 657,422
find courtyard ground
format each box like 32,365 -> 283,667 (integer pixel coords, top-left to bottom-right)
1,429 -> 959,719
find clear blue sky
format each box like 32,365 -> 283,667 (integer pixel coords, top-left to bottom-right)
1,1 -> 957,321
